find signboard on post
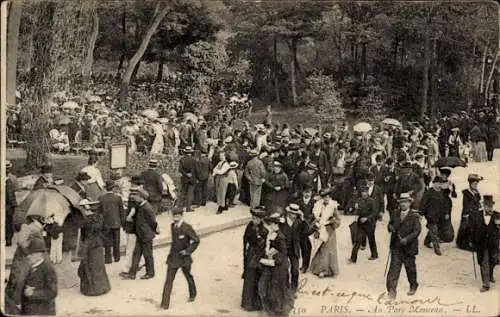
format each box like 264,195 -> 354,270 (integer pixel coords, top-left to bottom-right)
109,143 -> 128,170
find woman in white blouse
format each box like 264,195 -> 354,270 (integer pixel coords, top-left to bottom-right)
310,188 -> 341,278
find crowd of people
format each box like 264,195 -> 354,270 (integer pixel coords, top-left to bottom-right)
3,102 -> 500,316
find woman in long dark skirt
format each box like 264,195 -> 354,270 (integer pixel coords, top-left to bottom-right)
241,208 -> 267,312
77,211 -> 111,296
456,174 -> 483,251
258,213 -> 295,316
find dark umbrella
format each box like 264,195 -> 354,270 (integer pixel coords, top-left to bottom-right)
434,156 -> 467,168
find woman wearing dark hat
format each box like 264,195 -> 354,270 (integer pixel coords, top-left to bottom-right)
77,201 -> 111,296
310,188 -> 341,278
241,207 -> 267,312
71,171 -> 92,199
33,163 -> 55,190
257,213 -> 295,316
456,174 -> 484,251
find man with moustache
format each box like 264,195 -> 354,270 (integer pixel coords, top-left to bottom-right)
295,188 -> 316,273
386,193 -> 422,299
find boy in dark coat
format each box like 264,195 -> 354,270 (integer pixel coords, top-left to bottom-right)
161,208 -> 200,310
21,237 -> 58,315
99,180 -> 124,264
476,195 -> 500,292
386,193 -> 422,299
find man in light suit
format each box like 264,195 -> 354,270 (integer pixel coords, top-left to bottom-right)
244,149 -> 266,208
161,208 -> 200,310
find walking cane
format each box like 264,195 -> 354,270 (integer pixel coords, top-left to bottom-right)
384,250 -> 391,277
472,251 -> 477,280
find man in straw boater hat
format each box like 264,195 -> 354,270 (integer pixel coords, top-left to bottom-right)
140,158 -> 165,215
386,193 -> 422,299
178,146 -> 197,212
474,194 -> 499,292
244,148 -> 267,208
279,204 -> 304,291
161,207 -> 200,310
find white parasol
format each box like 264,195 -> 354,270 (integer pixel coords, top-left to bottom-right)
382,118 -> 402,127
141,109 -> 159,119
353,122 -> 372,133
62,101 -> 80,110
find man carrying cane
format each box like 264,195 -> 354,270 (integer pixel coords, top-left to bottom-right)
386,193 -> 422,299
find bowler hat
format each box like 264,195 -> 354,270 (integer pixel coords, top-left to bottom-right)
483,195 -> 495,205
40,163 -> 53,174
264,212 -> 284,224
105,180 -> 117,191
250,206 -> 267,217
467,174 -> 483,183
26,237 -> 47,255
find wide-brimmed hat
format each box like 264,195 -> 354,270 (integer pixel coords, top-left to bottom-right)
264,212 -> 284,224
224,136 -> 233,144
229,161 -> 239,169
183,146 -> 194,153
451,127 -> 460,132
250,206 -> 267,218
285,204 -> 303,216
148,159 -> 159,168
75,171 -> 91,181
397,193 -> 414,203
248,149 -> 259,156
467,174 -> 483,183
273,161 -> 282,168
26,237 -> 47,255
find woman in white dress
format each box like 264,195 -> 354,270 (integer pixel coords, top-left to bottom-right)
310,188 -> 341,278
212,152 -> 231,214
150,119 -> 165,155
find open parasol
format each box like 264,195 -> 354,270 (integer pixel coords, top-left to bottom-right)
62,101 -> 80,110
141,109 -> 159,119
382,118 -> 402,127
14,189 -> 69,228
353,122 -> 372,133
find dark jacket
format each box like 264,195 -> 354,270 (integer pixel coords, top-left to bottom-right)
167,221 -> 200,268
279,218 -> 301,258
21,258 -> 58,315
243,222 -> 267,269
369,164 -> 388,188
71,181 -> 87,199
134,201 -> 158,242
179,155 -> 198,185
369,184 -> 385,215
388,209 -> 422,256
419,188 -> 444,224
99,192 -> 124,229
462,189 -> 482,216
196,156 -> 212,181
6,177 -> 17,210
140,169 -> 164,203
356,196 -> 378,224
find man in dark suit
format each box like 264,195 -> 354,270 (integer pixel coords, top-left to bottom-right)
179,146 -> 198,212
195,149 -> 211,206
420,176 -> 445,256
5,160 -> 17,246
120,188 -> 158,280
386,193 -> 422,299
349,185 -> 379,263
369,154 -> 388,189
21,237 -> 58,315
140,159 -> 165,215
161,208 -> 200,310
99,180 -> 124,264
279,204 -> 303,291
295,188 -> 315,273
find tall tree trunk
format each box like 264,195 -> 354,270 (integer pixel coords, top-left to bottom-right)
393,39 -> 399,70
361,42 -> 367,83
6,0 -> 22,106
131,60 -> 141,82
273,36 -> 280,106
290,38 -> 298,107
156,57 -> 164,82
119,4 -> 170,108
421,30 -> 431,119
430,38 -> 438,122
115,3 -> 127,79
479,46 -> 487,97
484,50 -> 498,106
25,31 -> 34,73
83,11 -> 99,85
26,2 -> 57,169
